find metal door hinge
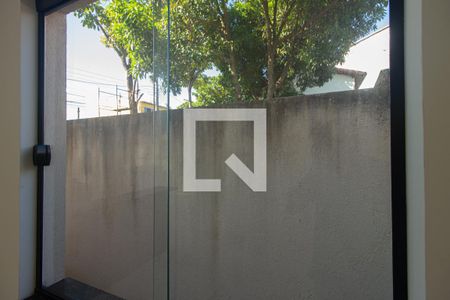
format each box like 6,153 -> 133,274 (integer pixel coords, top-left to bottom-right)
33,144 -> 51,166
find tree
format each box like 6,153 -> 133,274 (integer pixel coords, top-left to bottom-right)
163,0 -> 212,106
192,0 -> 387,102
258,0 -> 387,100
183,0 -> 248,102
77,0 -> 387,107
176,74 -> 234,108
75,0 -> 155,113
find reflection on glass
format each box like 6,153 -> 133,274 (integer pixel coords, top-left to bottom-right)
45,0 -> 392,299
46,0 -> 170,299
168,0 -> 391,299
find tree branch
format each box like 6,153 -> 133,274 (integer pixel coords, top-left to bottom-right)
92,15 -> 128,67
261,0 -> 272,40
275,51 -> 295,91
276,0 -> 296,38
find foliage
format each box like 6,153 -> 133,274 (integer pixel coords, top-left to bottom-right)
182,74 -> 235,108
75,0 -> 158,112
162,0 -> 213,104
76,0 -> 388,107
193,0 -> 388,101
75,0 -> 156,79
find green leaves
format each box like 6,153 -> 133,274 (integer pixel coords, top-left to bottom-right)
75,0 -> 157,80
187,0 -> 387,103
162,0 -> 213,99
76,0 -> 388,105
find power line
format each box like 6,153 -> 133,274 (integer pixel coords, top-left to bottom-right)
67,67 -> 155,88
68,78 -> 126,87
67,71 -> 125,86
67,66 -> 124,82
67,92 -> 85,98
67,77 -> 154,88
67,99 -> 85,104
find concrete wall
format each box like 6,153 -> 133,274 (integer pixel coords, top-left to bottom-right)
64,111 -> 170,299
65,115 -> 157,299
66,84 -> 392,299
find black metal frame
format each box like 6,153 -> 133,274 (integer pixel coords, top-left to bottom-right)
389,0 -> 408,299
33,0 -> 408,299
36,0 -> 79,14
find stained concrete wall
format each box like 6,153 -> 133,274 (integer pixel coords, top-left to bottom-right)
66,85 -> 392,299
66,115 -> 157,299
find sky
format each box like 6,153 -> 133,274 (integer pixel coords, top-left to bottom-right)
66,13 -> 171,119
66,6 -> 389,120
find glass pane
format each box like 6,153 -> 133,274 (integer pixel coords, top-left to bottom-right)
42,0 -> 393,298
43,1 -> 169,299
168,0 -> 392,299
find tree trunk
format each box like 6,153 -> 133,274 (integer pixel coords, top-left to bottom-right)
228,47 -> 242,102
120,55 -> 138,114
127,73 -> 138,114
262,0 -> 276,101
188,83 -> 193,107
275,54 -> 294,93
219,2 -> 242,102
95,18 -> 140,114
266,45 -> 276,100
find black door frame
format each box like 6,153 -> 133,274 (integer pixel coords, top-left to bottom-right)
389,1 -> 408,299
33,0 -> 408,299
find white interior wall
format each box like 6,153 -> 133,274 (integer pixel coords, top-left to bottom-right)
405,0 -> 426,299
0,0 -> 22,298
422,1 -> 450,298
19,0 -> 38,298
42,11 -> 67,287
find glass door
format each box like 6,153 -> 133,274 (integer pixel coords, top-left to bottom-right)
167,0 -> 393,299
40,1 -> 170,299
38,0 -> 402,299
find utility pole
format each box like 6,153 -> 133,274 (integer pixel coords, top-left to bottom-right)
115,85 -> 119,116
156,79 -> 159,110
152,18 -> 159,112
97,87 -> 100,117
77,107 -> 80,119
